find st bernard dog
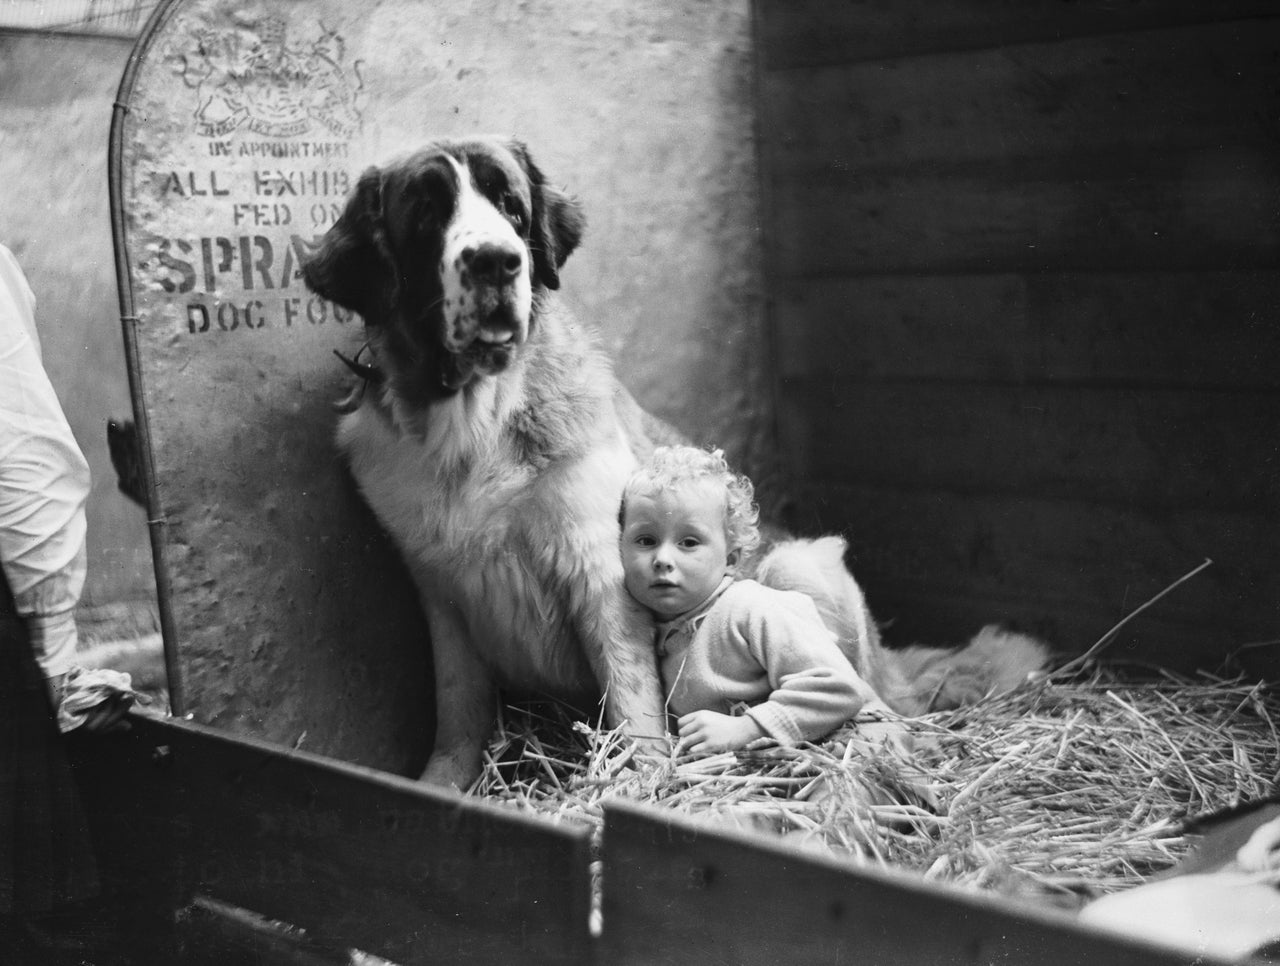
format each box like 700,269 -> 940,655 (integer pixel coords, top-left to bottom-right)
302,137 -> 1048,790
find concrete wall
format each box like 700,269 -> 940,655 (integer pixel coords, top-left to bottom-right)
0,31 -> 157,625
16,0 -> 770,771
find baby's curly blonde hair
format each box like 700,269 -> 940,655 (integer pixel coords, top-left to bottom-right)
620,445 -> 761,558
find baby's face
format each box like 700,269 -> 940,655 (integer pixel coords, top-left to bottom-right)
620,482 -> 736,620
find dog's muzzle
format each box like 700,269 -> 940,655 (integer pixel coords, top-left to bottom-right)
453,238 -> 530,368
440,168 -> 535,374
468,242 -> 527,344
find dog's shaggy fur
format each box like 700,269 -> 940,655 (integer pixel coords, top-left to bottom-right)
303,137 -> 1048,790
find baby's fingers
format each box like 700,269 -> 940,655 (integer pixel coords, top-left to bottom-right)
676,710 -> 708,731
674,725 -> 708,758
675,736 -> 705,757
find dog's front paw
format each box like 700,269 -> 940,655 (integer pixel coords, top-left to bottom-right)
420,751 -> 481,793
628,733 -> 676,769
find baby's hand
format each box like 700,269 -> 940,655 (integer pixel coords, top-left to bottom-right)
675,710 -> 764,755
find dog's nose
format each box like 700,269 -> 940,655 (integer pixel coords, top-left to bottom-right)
463,243 -> 523,285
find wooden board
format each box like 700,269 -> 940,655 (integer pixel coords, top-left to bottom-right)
769,152 -> 1280,278
778,381 -> 1278,512
755,0 -> 1277,69
788,482 -> 1278,678
759,19 -> 1280,170
69,714 -> 593,966
599,800 -> 1221,966
174,896 -> 351,966
771,272 -> 1280,391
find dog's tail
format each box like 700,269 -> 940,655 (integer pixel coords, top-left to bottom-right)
753,536 -> 1049,715
867,624 -> 1051,714
751,535 -> 882,662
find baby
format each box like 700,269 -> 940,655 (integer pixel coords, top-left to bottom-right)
619,445 -> 881,755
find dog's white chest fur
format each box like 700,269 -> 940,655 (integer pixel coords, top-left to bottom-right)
336,376 -> 635,695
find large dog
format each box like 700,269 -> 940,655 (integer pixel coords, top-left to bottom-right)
302,137 -> 1047,790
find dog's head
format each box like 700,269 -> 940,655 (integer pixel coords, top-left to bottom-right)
303,137 -> 585,397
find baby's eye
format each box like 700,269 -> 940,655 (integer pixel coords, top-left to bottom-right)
634,535 -> 656,548
678,537 -> 701,549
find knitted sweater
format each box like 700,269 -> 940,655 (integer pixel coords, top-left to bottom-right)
654,578 -> 875,745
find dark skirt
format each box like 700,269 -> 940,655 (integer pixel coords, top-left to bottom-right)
0,583 -> 99,917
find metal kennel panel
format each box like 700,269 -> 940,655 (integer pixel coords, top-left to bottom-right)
109,0 -> 766,773
111,0 -> 430,774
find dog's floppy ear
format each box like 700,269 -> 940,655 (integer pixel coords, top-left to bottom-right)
302,167 -> 396,321
509,141 -> 585,291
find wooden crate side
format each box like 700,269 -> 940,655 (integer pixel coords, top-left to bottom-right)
754,0 -> 1280,671
779,381 -> 1278,513
598,800 -> 1228,966
771,272 -> 1280,391
70,714 -> 593,966
174,896 -> 351,966
65,721 -> 188,962
770,152 -> 1280,278
756,0 -> 1277,69
759,20 -> 1280,171
785,482 -> 1278,679
831,584 -> 1279,685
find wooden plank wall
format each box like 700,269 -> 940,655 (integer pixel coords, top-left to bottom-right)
754,1 -> 1280,675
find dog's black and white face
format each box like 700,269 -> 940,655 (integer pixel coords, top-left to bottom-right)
303,138 -> 585,399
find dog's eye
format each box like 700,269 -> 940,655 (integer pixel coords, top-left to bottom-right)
498,195 -> 526,230
416,200 -> 435,231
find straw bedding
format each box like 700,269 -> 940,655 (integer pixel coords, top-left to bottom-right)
471,665 -> 1280,911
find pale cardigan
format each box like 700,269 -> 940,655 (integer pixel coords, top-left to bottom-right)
654,577 -> 872,745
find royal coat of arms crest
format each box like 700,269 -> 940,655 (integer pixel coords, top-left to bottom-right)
167,16 -> 365,139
